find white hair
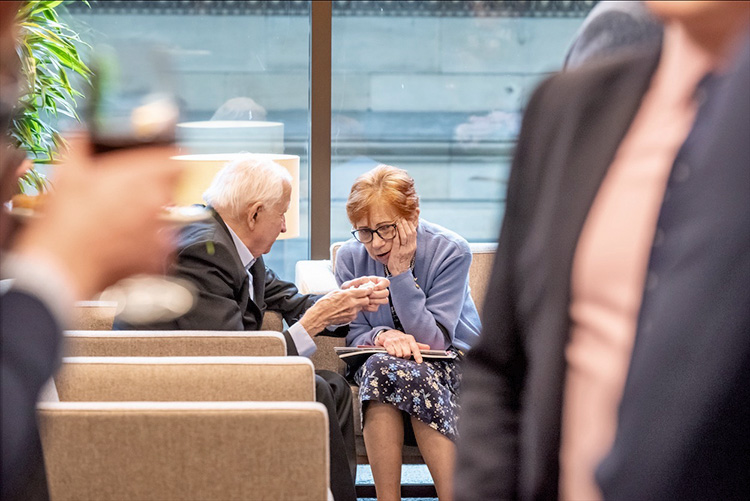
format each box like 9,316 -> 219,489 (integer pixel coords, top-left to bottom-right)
202,154 -> 292,221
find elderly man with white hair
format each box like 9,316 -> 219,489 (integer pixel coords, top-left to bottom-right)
118,154 -> 390,501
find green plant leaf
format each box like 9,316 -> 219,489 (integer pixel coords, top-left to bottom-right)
32,1 -> 63,15
13,0 -> 92,193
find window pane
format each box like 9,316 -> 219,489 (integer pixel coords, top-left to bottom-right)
65,1 -> 310,281
331,1 -> 591,244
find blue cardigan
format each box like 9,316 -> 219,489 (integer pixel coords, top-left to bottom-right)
335,219 -> 481,351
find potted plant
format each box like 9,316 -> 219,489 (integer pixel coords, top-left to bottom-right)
10,0 -> 91,193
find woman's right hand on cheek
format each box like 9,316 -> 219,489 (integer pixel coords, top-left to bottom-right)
377,329 -> 430,363
387,218 -> 417,276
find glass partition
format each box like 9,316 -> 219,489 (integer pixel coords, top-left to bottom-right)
330,1 -> 590,245
62,0 -> 593,277
64,1 -> 311,281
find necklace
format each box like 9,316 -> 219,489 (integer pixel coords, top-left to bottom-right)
383,254 -> 416,277
384,254 -> 419,290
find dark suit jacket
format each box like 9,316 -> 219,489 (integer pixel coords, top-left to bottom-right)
455,37 -> 750,500
454,48 -> 661,501
116,209 -> 317,355
1,290 -> 60,500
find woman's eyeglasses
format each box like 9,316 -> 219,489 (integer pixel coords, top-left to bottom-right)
351,223 -> 398,243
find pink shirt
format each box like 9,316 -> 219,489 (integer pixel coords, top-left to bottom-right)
559,24 -> 714,501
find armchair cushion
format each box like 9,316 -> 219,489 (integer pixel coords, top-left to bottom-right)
63,330 -> 287,358
38,401 -> 330,501
54,356 -> 316,402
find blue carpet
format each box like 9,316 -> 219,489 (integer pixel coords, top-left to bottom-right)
356,464 -> 433,485
357,464 -> 437,500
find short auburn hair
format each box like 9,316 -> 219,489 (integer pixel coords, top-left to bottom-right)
346,164 -> 420,225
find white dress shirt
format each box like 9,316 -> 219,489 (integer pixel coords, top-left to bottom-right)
226,224 -> 317,357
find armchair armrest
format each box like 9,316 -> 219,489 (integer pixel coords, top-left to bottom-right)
311,336 -> 346,375
295,260 -> 338,295
295,255 -> 347,375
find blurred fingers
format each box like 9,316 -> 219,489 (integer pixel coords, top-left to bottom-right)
368,288 -> 389,303
374,277 -> 390,289
341,276 -> 368,289
345,286 -> 371,299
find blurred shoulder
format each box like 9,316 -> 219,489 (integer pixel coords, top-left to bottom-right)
178,220 -> 221,248
529,47 -> 660,112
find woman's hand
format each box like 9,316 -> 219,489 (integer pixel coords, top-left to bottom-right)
341,276 -> 390,312
387,217 -> 418,276
375,329 -> 430,363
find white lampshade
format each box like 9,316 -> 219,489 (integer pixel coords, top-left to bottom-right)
177,121 -> 284,154
172,153 -> 300,239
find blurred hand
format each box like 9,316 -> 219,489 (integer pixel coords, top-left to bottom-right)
387,217 -> 417,276
341,275 -> 390,312
11,134 -> 180,300
375,329 -> 430,363
299,286 -> 372,335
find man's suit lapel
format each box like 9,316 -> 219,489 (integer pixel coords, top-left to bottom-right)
518,49 -> 662,495
548,49 -> 662,272
249,257 -> 300,356
523,50 -> 661,359
209,208 -> 264,328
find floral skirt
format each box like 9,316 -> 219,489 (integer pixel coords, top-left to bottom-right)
353,352 -> 462,442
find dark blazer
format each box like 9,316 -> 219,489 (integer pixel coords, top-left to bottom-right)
455,37 -> 750,500
454,48 -> 661,501
116,209 -> 316,355
1,290 -> 60,500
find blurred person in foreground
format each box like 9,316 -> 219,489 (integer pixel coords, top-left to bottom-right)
0,2 -> 180,499
117,154 -> 390,501
455,1 -> 750,500
334,165 -> 481,501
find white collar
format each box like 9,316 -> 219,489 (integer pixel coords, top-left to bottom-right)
225,223 -> 256,270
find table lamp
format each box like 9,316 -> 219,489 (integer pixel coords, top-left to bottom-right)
172,153 -> 300,239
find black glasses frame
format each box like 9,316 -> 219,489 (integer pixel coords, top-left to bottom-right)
351,223 -> 398,243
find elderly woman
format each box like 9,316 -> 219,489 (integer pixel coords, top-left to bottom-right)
335,164 -> 481,501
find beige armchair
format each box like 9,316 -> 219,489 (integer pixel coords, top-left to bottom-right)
70,300 -> 118,330
69,300 -> 283,332
38,401 -> 329,501
295,241 -> 497,463
53,356 -> 315,403
62,330 -> 287,358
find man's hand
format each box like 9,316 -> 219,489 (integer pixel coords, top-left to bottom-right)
298,286 -> 372,335
341,275 -> 390,312
375,329 -> 430,363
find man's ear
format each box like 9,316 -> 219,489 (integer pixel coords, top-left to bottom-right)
246,202 -> 263,230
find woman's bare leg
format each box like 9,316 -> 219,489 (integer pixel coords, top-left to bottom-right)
411,417 -> 456,501
362,402 -> 404,501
